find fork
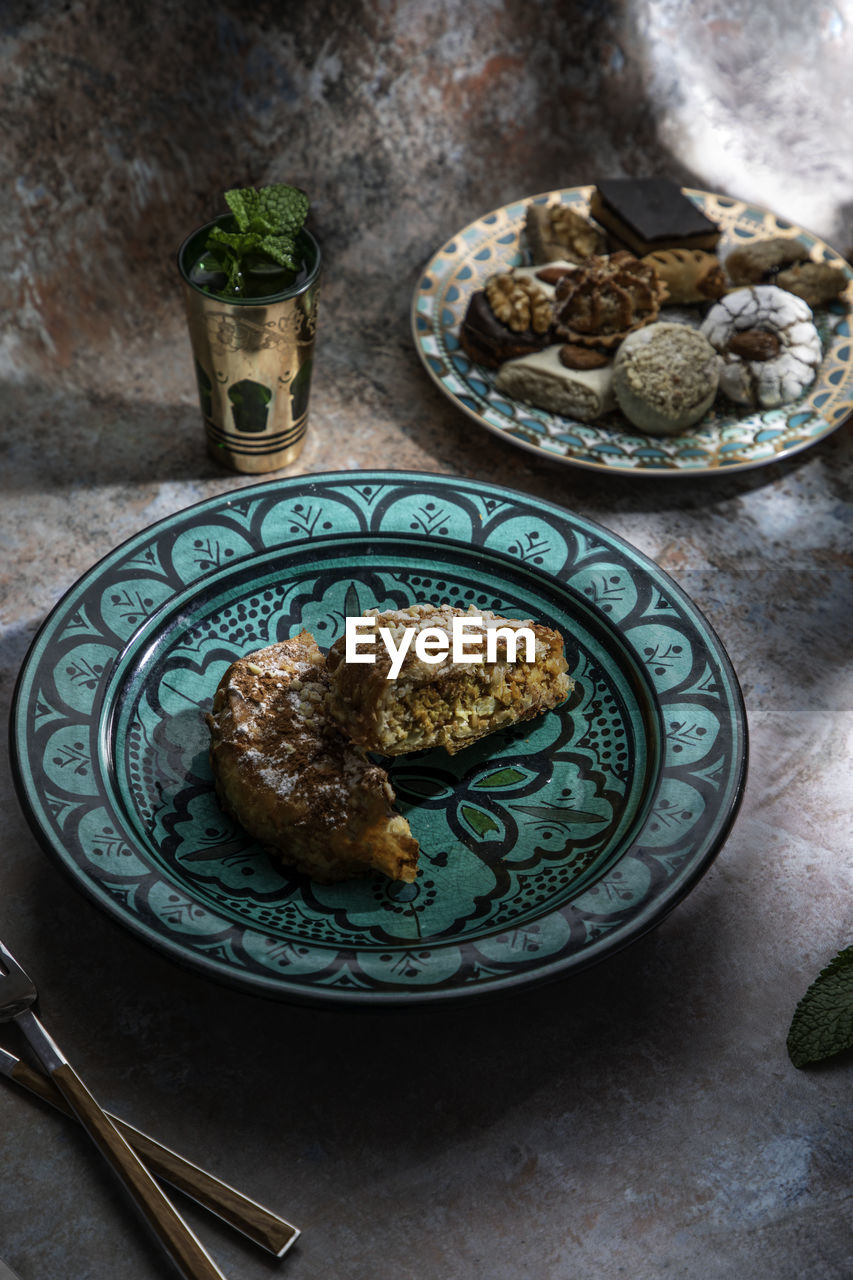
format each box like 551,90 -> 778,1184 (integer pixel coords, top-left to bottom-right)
0,1044 -> 299,1256
0,936 -> 228,1279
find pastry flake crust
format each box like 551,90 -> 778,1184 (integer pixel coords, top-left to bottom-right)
206,631 -> 419,883
495,345 -> 615,421
326,604 -> 571,756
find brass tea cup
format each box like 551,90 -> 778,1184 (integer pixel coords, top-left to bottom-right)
178,217 -> 321,473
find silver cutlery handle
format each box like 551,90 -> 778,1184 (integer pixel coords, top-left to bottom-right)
52,1063 -> 228,1280
17,1012 -> 228,1280
5,1055 -> 298,1256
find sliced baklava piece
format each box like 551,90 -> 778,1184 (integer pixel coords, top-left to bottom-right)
326,604 -> 571,756
206,631 -> 419,883
525,200 -> 607,264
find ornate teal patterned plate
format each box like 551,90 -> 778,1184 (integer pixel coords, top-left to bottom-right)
11,472 -> 747,1005
412,187 -> 853,475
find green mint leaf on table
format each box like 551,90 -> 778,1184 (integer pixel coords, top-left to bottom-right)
203,183 -> 309,297
787,945 -> 853,1068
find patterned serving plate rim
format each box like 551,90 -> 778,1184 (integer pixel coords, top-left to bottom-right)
10,470 -> 749,1006
410,186 -> 853,478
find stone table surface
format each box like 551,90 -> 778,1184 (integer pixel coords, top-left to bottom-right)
2,3 -> 853,1279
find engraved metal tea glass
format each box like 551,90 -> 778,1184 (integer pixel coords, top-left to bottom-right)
177,216 -> 321,474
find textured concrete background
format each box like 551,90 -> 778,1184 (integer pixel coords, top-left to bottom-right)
2,2 -> 853,1278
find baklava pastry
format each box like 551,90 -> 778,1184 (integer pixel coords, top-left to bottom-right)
525,200 -> 607,265
206,632 -> 419,883
326,604 -> 571,756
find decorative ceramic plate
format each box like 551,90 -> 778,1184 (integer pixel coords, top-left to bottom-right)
412,187 -> 853,475
11,473 -> 747,1005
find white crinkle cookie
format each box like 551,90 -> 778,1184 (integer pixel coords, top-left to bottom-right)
700,285 -> 822,409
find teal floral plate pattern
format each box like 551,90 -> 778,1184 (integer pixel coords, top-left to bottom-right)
412,188 -> 853,475
11,473 -> 747,1005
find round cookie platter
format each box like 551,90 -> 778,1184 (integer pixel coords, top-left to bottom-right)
11,472 -> 747,1006
412,187 -> 853,476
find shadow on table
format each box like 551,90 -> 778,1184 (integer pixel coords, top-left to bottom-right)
0,378 -> 231,491
15,854 -> 731,1183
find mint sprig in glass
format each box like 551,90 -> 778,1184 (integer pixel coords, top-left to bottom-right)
178,181 -> 321,472
190,183 -> 310,299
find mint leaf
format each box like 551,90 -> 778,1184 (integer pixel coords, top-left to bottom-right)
224,184 -> 308,237
787,945 -> 853,1068
255,184 -> 309,236
204,183 -> 309,297
255,233 -> 299,270
223,187 -> 253,231
207,226 -> 265,256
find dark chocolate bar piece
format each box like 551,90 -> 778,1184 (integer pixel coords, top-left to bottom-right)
590,178 -> 721,256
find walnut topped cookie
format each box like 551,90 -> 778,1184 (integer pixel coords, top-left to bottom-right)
459,268 -> 554,369
552,251 -> 666,347
485,272 -> 552,335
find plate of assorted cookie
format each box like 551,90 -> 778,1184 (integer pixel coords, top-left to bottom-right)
412,179 -> 853,475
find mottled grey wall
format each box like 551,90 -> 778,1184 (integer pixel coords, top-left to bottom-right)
3,0 -> 851,400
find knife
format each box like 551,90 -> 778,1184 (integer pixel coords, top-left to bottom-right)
0,1046 -> 299,1258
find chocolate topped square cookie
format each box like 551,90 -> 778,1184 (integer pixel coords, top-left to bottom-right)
590,178 -> 721,256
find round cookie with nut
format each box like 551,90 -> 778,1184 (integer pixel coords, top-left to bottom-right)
552,251 -> 667,347
612,322 -> 720,436
700,285 -> 822,409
